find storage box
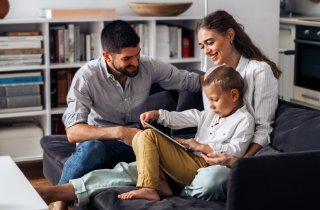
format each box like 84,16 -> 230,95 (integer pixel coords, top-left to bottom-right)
0,125 -> 43,159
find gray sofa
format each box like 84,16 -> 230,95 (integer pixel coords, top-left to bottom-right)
41,88 -> 320,210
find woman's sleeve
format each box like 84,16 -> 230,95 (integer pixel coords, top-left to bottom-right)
252,64 -> 278,147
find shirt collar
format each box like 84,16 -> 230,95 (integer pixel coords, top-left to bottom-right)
236,56 -> 249,73
220,105 -> 247,123
99,56 -> 115,79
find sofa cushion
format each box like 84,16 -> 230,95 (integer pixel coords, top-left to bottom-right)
270,100 -> 320,153
93,186 -> 226,210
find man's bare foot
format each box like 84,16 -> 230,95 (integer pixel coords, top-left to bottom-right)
117,188 -> 160,201
159,180 -> 173,197
35,184 -> 76,205
52,201 -> 68,210
35,186 -> 54,204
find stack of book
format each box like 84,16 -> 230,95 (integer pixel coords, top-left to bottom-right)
156,25 -> 195,60
51,68 -> 77,108
0,31 -> 44,67
50,24 -> 93,63
132,23 -> 149,56
0,71 -> 44,113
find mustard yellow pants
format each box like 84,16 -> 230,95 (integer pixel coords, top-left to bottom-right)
133,129 -> 208,190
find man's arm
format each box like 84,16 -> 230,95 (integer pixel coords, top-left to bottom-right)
66,123 -> 140,145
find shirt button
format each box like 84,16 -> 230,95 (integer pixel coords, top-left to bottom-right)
210,133 -> 212,135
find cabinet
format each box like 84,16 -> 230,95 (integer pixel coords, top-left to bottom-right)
0,16 -> 201,162
278,23 -> 295,101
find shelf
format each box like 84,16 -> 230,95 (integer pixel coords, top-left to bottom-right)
165,57 -> 201,64
0,110 -> 47,119
49,62 -> 87,69
51,107 -> 66,115
0,16 -> 201,162
0,65 -> 46,72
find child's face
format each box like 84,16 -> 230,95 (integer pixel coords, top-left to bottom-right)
204,84 -> 239,118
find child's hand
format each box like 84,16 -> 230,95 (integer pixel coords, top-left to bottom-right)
175,138 -> 201,151
140,110 -> 160,128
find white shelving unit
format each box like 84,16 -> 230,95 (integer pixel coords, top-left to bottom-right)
0,16 -> 201,161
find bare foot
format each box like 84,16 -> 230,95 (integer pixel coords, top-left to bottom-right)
35,186 -> 54,204
159,180 -> 173,197
35,184 -> 76,205
52,201 -> 68,210
117,188 -> 160,201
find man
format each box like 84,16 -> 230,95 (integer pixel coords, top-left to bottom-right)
54,20 -> 202,209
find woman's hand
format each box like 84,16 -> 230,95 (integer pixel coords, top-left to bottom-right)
200,152 -> 238,167
140,110 -> 160,128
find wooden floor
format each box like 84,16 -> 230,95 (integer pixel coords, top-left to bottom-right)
17,160 -> 52,188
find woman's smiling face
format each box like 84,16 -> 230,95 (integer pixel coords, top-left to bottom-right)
197,28 -> 233,66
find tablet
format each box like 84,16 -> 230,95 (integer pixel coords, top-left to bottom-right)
143,122 -> 190,151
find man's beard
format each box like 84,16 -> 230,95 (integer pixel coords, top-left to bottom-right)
111,60 -> 139,78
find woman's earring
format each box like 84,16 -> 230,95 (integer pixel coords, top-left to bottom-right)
230,37 -> 234,44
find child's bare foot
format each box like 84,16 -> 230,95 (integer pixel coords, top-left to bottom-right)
159,180 -> 173,197
118,188 -> 160,201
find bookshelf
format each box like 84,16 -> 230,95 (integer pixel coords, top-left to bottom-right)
0,16 -> 202,162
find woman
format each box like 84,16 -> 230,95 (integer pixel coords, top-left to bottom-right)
36,10 -> 281,206
180,10 -> 280,200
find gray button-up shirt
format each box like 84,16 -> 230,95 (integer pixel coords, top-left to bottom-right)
62,55 -> 201,129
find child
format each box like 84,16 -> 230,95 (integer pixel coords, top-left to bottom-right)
118,65 -> 255,201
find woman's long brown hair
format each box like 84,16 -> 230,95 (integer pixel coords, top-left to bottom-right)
196,10 -> 281,79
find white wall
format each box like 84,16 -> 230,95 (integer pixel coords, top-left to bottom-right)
292,0 -> 320,16
5,0 -> 202,19
207,0 -> 280,65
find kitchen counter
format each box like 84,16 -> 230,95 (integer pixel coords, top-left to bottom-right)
281,16 -> 320,27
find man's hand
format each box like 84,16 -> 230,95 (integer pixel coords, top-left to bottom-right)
116,126 -> 140,146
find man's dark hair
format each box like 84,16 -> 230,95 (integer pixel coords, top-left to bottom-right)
101,20 -> 140,54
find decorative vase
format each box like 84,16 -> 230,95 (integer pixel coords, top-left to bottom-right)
0,0 -> 10,19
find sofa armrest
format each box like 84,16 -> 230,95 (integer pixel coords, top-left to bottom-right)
40,135 -> 75,185
227,151 -> 320,210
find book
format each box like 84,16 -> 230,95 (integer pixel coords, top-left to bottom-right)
0,72 -> 43,86
0,106 -> 43,113
1,94 -> 42,109
0,40 -> 42,49
56,70 -> 68,107
0,54 -> 42,60
0,36 -> 43,42
0,48 -> 44,55
3,31 -> 40,36
39,8 -> 116,19
85,34 -> 92,61
0,71 -> 42,78
0,58 -> 42,66
0,84 -> 40,97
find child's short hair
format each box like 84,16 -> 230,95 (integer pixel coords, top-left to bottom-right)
203,65 -> 244,97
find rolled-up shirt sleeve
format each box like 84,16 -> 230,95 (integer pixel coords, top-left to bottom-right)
62,74 -> 92,128
251,64 -> 278,147
157,109 -> 201,129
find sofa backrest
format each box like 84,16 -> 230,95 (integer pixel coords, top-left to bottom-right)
270,99 -> 320,153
